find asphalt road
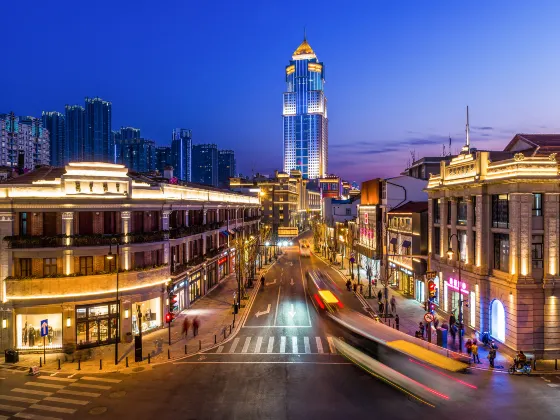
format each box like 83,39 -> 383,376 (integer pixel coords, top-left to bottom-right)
1,237 -> 560,419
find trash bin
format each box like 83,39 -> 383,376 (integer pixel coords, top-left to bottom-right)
436,327 -> 448,349
4,349 -> 19,363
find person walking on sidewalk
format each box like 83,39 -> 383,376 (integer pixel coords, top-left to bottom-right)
192,316 -> 200,337
378,300 -> 384,315
390,296 -> 396,313
377,289 -> 383,301
488,346 -> 497,368
419,322 -> 425,339
472,341 -> 481,363
359,284 -> 363,295
182,317 -> 191,338
395,314 -> 400,330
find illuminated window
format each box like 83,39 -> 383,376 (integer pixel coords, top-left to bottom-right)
532,193 -> 543,216
43,258 -> 57,276
469,291 -> 476,327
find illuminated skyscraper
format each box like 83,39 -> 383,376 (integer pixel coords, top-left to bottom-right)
283,35 -> 328,179
171,128 -> 192,181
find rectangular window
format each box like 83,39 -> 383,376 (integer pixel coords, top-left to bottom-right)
457,198 -> 467,225
492,194 -> 509,228
104,256 -> 116,272
532,193 -> 543,216
447,201 -> 452,224
79,256 -> 93,275
434,227 -> 441,255
43,212 -> 57,236
43,258 -> 57,276
459,231 -> 467,262
469,291 -> 476,328
493,234 -> 510,272
345,208 -> 351,216
20,212 -> 28,236
433,199 -> 441,224
19,258 -> 32,277
532,235 -> 544,269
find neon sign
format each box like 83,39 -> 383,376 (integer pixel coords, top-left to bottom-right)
447,278 -> 468,294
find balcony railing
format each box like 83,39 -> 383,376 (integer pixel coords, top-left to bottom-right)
244,215 -> 261,222
171,246 -> 227,276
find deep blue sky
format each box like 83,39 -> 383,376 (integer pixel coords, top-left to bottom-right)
2,1 -> 559,182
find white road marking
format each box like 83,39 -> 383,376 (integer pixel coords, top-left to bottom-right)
292,337 -> 298,354
0,395 -> 39,404
68,383 -> 111,390
216,346 -> 224,353
304,337 -> 311,354
280,336 -> 286,353
38,376 -> 77,383
14,413 -> 62,420
274,287 -> 281,326
241,337 -> 252,353
316,337 -> 324,354
25,383 -> 65,390
327,337 -> 337,354
44,396 -> 90,405
254,336 -> 263,353
0,403 -> 25,413
229,338 -> 240,353
56,389 -> 100,398
80,376 -> 122,384
29,404 -> 76,414
548,383 -> 560,387
11,388 -> 52,397
267,337 -> 274,353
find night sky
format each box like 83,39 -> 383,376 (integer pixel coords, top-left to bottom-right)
2,1 -> 559,182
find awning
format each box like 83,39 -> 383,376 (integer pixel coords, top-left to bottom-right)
221,231 -> 229,237
402,240 -> 411,248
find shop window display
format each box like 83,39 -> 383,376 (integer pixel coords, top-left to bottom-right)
76,302 -> 119,348
132,297 -> 161,335
17,313 -> 62,350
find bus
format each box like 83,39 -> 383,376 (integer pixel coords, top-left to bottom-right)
300,240 -> 311,257
305,270 -> 343,314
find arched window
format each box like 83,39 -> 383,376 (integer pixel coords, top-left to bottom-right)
490,299 -> 506,342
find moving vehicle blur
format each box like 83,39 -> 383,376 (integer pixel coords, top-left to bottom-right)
305,269 -> 343,313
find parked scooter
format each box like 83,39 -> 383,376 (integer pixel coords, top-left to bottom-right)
508,359 -> 532,376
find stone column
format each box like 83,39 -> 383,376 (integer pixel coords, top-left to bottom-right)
450,198 -> 458,260
203,234 -> 207,255
440,198 -> 448,259
121,211 -> 131,244
203,209 -> 207,225
62,212 -> 74,246
509,194 -> 521,276
544,194 -> 560,278
185,209 -> 189,227
466,197 -> 474,266
519,194 -> 532,278
185,240 -> 190,263
161,210 -> 171,231
0,212 -> 14,302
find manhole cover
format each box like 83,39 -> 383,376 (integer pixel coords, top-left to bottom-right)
89,407 -> 108,415
132,367 -> 145,372
109,391 -> 126,398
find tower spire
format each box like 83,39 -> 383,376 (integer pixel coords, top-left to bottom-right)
463,105 -> 470,153
304,26 -> 307,41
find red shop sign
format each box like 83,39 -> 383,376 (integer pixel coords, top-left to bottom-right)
218,257 -> 227,265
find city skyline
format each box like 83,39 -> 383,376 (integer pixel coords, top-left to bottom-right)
1,1 -> 560,182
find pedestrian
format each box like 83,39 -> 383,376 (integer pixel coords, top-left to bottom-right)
466,339 -> 473,356
182,317 -> 191,338
449,313 -> 457,327
359,284 -> 363,295
353,283 -> 357,293
390,296 -> 396,313
346,279 -> 352,291
419,322 -> 425,339
192,316 -> 200,337
377,290 -> 383,301
487,346 -> 496,368
379,301 -> 385,315
472,341 -> 480,363
450,324 -> 457,343
433,316 -> 440,329
395,314 -> 400,330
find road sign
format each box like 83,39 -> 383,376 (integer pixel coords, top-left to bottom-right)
425,271 -> 437,280
424,312 -> 435,323
40,319 -> 48,337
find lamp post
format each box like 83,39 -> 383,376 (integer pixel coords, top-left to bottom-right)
106,238 -> 120,366
447,233 -> 464,353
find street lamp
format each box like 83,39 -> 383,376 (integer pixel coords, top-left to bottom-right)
447,233 -> 464,353
106,237 -> 120,366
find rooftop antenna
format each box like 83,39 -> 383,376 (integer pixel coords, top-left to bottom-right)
304,26 -> 307,41
463,106 -> 470,153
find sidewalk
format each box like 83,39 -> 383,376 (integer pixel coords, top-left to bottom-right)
315,249 -> 515,371
1,263 -> 273,374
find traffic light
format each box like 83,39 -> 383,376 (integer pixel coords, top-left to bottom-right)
169,292 -> 178,313
165,312 -> 175,323
428,281 -> 436,298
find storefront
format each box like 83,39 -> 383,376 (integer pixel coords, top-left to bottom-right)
229,251 -> 236,274
207,261 -> 218,289
446,277 -> 469,319
132,297 -> 161,335
189,270 -> 203,305
218,256 -> 228,280
415,279 -> 425,304
16,313 -> 63,350
76,302 -> 118,349
390,263 -> 414,296
172,281 -> 187,312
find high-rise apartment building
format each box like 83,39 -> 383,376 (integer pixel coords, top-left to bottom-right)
0,113 -> 50,171
283,35 -> 328,179
115,127 -> 141,163
65,105 -> 85,162
120,127 -> 141,140
155,146 -> 172,174
218,150 -> 236,188
192,144 -> 218,187
84,97 -> 112,162
42,111 -> 66,166
171,129 -> 192,182
116,138 -> 156,173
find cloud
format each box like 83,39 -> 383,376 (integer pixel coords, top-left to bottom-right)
472,126 -> 494,131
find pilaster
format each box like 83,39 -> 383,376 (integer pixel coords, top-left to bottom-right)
519,194 -> 532,278
121,211 -> 131,244
161,210 -> 171,231
0,212 -> 14,303
450,198 -> 457,260
62,212 -> 74,246
440,198 -> 447,258
466,197 -> 473,265
544,194 -> 560,278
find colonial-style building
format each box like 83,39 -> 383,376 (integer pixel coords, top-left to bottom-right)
427,134 -> 560,359
0,162 -> 260,353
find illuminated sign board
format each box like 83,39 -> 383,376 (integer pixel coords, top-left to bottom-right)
447,278 -> 468,294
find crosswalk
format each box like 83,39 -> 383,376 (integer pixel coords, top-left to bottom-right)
0,374 -> 122,419
213,335 -> 338,355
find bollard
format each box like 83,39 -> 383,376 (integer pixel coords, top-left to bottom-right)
229,325 -> 231,334
148,353 -> 151,364
78,360 -> 81,371
185,344 -> 187,354
199,340 -> 202,351
100,359 -> 102,370
215,335 -> 217,344
168,349 -> 170,360
39,358 -> 42,368
126,357 -> 129,368
233,318 -> 235,328
223,329 -> 226,340
556,359 -> 558,371
58,359 -> 61,370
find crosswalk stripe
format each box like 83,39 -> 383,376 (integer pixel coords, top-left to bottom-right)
29,404 -> 76,414
229,338 -> 240,353
241,337 -> 252,353
254,336 -> 263,353
327,337 -> 336,354
316,337 -> 324,354
216,346 -> 224,353
267,337 -> 274,353
14,413 -> 62,420
0,395 -> 39,404
56,390 -> 100,398
79,376 -> 122,384
304,337 -> 311,354
44,396 -> 90,406
548,384 -> 560,388
280,336 -> 286,353
38,376 -> 77,383
68,383 -> 111,391
292,337 -> 298,354
0,403 -> 25,413
11,389 -> 52,397
25,383 -> 65,390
